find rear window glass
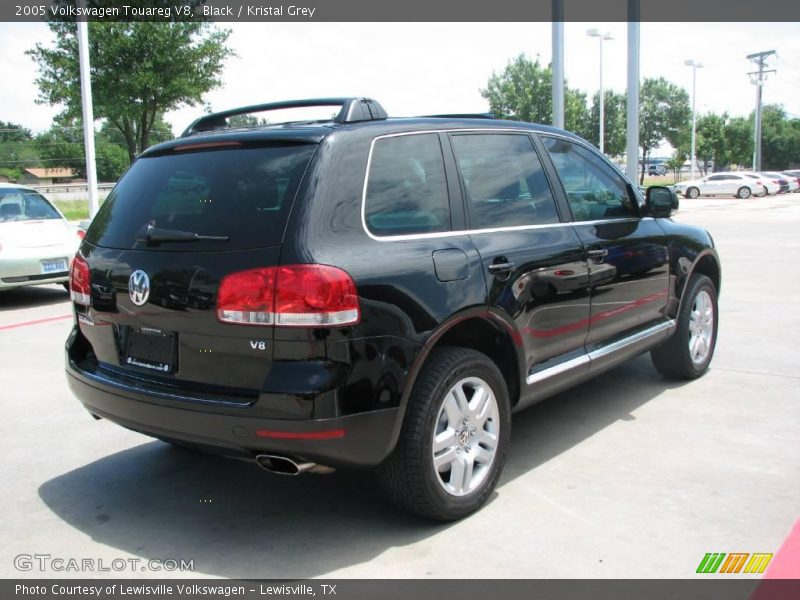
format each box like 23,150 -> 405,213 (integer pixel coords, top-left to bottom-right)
86,144 -> 316,251
0,189 -> 61,222
365,133 -> 451,236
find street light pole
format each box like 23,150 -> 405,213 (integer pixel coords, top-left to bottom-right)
588,29 -> 613,154
685,59 -> 703,180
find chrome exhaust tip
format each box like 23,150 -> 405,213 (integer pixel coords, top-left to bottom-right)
255,454 -> 334,476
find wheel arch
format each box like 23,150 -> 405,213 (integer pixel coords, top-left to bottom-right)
676,250 -> 721,316
385,309 -> 524,458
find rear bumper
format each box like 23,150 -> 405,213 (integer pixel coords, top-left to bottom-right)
66,359 -> 400,469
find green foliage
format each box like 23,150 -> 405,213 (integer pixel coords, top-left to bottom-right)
695,113 -> 728,173
639,77 -> 691,183
723,116 -> 753,167
27,20 -> 232,161
587,90 -> 627,157
760,105 -> 800,170
480,54 -> 591,140
0,120 -> 39,181
33,120 -> 131,182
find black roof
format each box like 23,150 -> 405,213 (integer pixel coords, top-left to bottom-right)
142,97 -> 580,158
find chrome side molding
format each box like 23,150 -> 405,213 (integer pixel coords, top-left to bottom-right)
526,319 -> 676,386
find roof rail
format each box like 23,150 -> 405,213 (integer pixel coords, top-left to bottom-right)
181,97 -> 388,137
423,112 -> 496,120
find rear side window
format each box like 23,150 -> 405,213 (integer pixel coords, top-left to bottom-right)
86,144 -> 316,251
365,133 -> 451,236
451,133 -> 560,228
0,189 -> 61,222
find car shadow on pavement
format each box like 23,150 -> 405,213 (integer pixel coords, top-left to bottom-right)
0,285 -> 70,312
38,354 -> 690,579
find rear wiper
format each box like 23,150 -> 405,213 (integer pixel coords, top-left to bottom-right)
137,224 -> 229,245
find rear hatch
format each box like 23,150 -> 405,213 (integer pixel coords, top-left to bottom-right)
74,141 -> 317,403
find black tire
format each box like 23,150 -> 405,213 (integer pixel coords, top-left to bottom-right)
377,347 -> 511,521
685,187 -> 700,199
737,186 -> 752,199
651,274 -> 718,379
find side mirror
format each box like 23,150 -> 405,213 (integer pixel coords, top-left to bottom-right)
646,186 -> 678,218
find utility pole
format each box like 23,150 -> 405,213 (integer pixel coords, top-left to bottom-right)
626,0 -> 640,183
77,0 -> 99,218
552,0 -> 565,129
747,50 -> 776,171
685,60 -> 703,180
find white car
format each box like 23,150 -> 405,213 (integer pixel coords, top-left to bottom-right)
740,172 -> 781,196
764,171 -> 799,193
673,173 -> 765,199
0,183 -> 82,291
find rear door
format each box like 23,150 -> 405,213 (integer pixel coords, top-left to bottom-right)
447,132 -> 591,376
538,135 -> 670,348
77,142 -> 317,401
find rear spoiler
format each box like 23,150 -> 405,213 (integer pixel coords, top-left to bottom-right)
181,97 -> 388,137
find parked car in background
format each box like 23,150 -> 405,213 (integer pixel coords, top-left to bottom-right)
647,164 -> 667,176
740,172 -> 780,196
673,173 -> 764,199
0,183 -> 81,291
781,171 -> 800,192
756,172 -> 790,194
762,172 -> 797,193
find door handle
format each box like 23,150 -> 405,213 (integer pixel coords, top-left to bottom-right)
488,261 -> 515,274
587,248 -> 608,259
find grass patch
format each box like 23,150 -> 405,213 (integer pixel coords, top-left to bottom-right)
53,199 -> 89,220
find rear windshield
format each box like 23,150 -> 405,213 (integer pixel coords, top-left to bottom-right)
0,189 -> 61,222
86,144 -> 316,251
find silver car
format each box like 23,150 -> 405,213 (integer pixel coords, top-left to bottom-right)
0,183 -> 81,291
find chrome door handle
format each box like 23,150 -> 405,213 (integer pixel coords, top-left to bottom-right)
488,262 -> 515,274
587,249 -> 608,259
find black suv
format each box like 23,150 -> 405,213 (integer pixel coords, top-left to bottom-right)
66,97 -> 720,520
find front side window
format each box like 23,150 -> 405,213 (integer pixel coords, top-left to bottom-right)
365,133 -> 450,236
451,133 -> 560,228
543,136 -> 637,222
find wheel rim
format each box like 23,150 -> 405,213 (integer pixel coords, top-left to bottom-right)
740,188 -> 751,198
689,188 -> 699,198
688,290 -> 714,365
432,376 -> 499,497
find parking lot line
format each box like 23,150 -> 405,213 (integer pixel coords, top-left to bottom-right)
0,314 -> 72,332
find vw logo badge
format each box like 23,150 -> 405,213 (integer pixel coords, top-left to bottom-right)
128,270 -> 150,306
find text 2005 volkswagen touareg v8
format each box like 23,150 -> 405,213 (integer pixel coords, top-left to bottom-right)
66,98 -> 720,520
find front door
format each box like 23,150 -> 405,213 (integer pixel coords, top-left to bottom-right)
538,135 -> 670,347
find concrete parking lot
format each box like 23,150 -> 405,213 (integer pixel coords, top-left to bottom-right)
0,196 -> 797,579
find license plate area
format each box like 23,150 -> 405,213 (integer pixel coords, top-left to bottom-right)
123,327 -> 177,374
41,258 -> 68,274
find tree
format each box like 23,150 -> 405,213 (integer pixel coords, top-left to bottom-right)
481,54 -> 590,137
695,112 -> 728,174
28,20 -> 232,162
587,90 -> 627,157
35,120 -> 131,182
760,105 -> 800,170
638,77 -> 691,184
723,116 -> 753,167
0,120 -> 39,181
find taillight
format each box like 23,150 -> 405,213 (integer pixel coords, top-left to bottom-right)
216,264 -> 360,327
69,255 -> 91,305
77,229 -> 86,239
